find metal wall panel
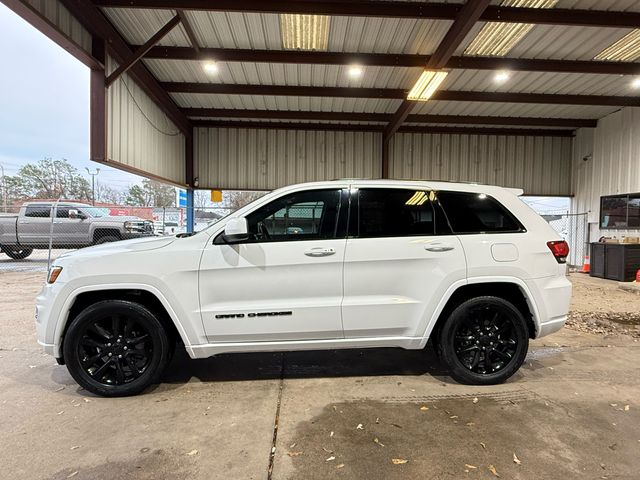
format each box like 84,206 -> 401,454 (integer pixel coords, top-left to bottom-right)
195,126 -> 571,195
107,56 -> 186,185
389,133 -> 572,196
195,128 -> 382,190
25,0 -> 92,53
572,108 -> 640,238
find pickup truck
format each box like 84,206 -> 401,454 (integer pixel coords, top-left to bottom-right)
0,202 -> 154,259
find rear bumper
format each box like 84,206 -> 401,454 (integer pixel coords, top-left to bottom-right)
525,275 -> 572,338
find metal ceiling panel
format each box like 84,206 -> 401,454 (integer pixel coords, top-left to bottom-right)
171,92 -> 402,113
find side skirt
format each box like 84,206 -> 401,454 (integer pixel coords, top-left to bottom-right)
186,336 -> 425,359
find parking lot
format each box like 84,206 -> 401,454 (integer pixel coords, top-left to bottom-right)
0,270 -> 637,480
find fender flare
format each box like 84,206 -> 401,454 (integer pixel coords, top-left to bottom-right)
52,283 -> 194,358
417,276 -> 542,349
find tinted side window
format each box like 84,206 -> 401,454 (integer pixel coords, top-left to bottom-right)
56,207 -> 70,219
356,189 -> 443,238
24,206 -> 51,218
245,189 -> 343,242
438,191 -> 523,234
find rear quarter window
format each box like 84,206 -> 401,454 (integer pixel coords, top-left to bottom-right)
438,191 -> 524,234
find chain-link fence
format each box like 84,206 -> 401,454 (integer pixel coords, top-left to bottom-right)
541,212 -> 589,268
0,200 -> 237,275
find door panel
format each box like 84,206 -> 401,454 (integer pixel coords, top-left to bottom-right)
342,235 -> 465,337
199,187 -> 348,343
19,205 -> 52,245
341,187 -> 466,338
199,239 -> 346,342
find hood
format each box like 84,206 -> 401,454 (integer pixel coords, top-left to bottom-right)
58,235 -> 175,260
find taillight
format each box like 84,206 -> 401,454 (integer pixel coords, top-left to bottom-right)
547,240 -> 569,264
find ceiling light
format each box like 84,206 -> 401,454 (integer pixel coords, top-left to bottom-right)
494,71 -> 510,83
348,66 -> 363,78
595,30 -> 640,62
280,14 -> 330,50
632,77 -> 640,89
202,62 -> 218,74
464,0 -> 558,57
407,70 -> 449,101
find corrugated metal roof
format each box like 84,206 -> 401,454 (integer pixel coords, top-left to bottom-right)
171,93 -> 402,113
144,60 -> 421,89
97,1 -> 640,127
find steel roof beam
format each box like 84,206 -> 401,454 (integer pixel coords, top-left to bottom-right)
177,10 -> 201,54
105,14 -> 180,87
59,0 -> 191,134
182,108 -> 597,127
384,0 -> 492,143
141,46 -> 640,76
164,82 -> 640,106
92,1 -> 640,28
191,120 -> 574,137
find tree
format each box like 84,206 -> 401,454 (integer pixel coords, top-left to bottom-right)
95,183 -> 126,205
4,157 -> 91,202
224,190 -> 265,211
125,179 -> 175,207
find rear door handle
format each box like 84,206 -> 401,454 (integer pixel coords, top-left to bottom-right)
424,243 -> 454,252
304,247 -> 336,257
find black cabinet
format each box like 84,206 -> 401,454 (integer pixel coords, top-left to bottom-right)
590,243 -> 640,282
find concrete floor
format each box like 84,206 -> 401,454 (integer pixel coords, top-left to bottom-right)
1,271 -> 639,480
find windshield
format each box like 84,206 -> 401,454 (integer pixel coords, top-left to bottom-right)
82,207 -> 110,218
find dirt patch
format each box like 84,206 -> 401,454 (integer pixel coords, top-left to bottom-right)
568,273 -> 640,338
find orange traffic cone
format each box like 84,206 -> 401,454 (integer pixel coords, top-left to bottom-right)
581,255 -> 590,273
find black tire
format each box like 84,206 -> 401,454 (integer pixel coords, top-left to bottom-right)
437,296 -> 529,385
2,246 -> 33,260
63,300 -> 171,397
94,235 -> 120,245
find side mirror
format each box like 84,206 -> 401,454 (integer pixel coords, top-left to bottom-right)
68,209 -> 80,219
222,217 -> 249,243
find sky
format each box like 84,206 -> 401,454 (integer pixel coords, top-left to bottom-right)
0,3 -> 143,192
0,4 -> 568,213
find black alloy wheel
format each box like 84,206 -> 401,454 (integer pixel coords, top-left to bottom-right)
63,300 -> 172,397
438,296 -> 529,385
2,247 -> 33,259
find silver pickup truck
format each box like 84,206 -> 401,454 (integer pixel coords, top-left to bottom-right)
0,202 -> 154,260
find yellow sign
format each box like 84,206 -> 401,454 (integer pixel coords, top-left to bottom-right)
210,190 -> 223,203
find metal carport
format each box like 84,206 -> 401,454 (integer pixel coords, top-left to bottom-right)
3,0 -> 640,236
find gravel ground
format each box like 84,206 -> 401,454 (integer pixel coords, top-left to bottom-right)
567,273 -> 640,338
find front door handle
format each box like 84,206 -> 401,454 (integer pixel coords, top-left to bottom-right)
424,243 -> 454,252
304,247 -> 336,257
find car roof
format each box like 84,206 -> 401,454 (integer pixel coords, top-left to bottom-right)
274,179 -> 523,196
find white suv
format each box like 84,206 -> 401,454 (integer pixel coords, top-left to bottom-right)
36,180 -> 572,396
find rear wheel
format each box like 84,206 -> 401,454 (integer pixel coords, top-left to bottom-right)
2,246 -> 33,260
63,300 -> 171,397
438,296 -> 529,385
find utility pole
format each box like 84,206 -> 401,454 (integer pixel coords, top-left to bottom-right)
85,167 -> 100,205
0,163 -> 6,213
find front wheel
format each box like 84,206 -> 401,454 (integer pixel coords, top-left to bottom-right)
438,296 -> 529,385
2,247 -> 33,260
63,300 -> 172,397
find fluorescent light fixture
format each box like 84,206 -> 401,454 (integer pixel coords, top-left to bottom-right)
594,30 -> 640,62
494,71 -> 511,83
632,77 -> 640,89
280,14 -> 330,50
202,61 -> 218,74
348,65 -> 363,78
407,70 -> 449,101
405,191 -> 426,206
464,0 -> 558,57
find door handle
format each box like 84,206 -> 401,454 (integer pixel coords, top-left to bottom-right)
304,247 -> 336,257
424,243 -> 454,252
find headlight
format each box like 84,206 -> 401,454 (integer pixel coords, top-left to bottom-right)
124,221 -> 144,232
47,266 -> 63,284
